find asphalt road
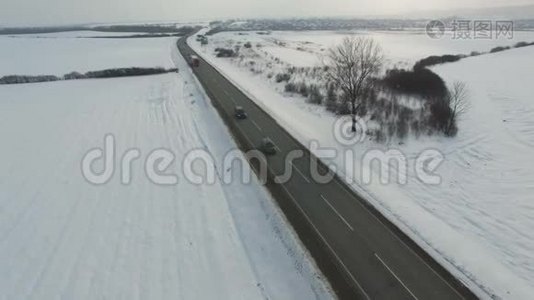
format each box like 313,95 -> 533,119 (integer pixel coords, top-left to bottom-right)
177,37 -> 477,300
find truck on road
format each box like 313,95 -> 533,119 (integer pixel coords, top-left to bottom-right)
190,55 -> 200,67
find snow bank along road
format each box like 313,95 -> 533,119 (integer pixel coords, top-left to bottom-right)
178,37 -> 478,299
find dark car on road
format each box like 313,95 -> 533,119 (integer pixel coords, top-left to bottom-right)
234,106 -> 247,119
259,138 -> 277,155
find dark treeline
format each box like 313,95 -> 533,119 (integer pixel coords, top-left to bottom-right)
89,33 -> 182,39
413,55 -> 463,70
0,25 -> 200,35
0,67 -> 178,85
381,68 -> 448,98
413,41 -> 534,69
0,75 -> 60,84
0,26 -> 84,35
92,25 -> 199,34
85,67 -> 175,78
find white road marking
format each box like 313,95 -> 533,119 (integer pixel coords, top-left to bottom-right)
251,120 -> 262,132
280,185 -> 371,300
231,122 -> 255,149
375,253 -> 419,300
221,90 -> 237,105
292,163 -> 311,183
321,194 -> 354,231
272,141 -> 281,152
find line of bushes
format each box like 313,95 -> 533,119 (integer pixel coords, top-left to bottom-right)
90,33 -> 182,39
491,41 -> 534,52
0,75 -> 60,84
275,72 -> 291,83
514,41 -> 534,48
413,41 -> 534,69
92,25 -> 199,35
0,67 -> 178,85
413,54 -> 462,70
0,25 -> 200,35
489,46 -> 511,53
85,67 -> 175,79
214,48 -> 238,57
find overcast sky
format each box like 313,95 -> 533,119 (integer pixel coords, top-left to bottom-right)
1,0 -> 532,26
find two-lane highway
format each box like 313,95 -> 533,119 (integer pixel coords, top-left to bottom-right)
177,37 -> 477,300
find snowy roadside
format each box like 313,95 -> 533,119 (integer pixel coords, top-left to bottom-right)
170,40 -> 334,299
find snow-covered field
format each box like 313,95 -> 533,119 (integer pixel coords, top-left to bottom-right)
0,33 -> 177,76
202,30 -> 534,69
0,33 -> 331,299
190,31 -> 534,298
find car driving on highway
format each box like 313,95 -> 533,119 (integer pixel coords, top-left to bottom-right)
259,138 -> 277,155
234,106 -> 247,119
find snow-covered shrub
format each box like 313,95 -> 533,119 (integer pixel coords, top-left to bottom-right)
284,82 -> 298,93
397,117 -> 409,139
275,73 -> 291,83
325,84 -> 338,112
215,48 -> 237,57
372,128 -> 387,143
307,84 -> 323,105
428,97 -> 454,134
411,120 -> 421,138
298,82 -> 309,97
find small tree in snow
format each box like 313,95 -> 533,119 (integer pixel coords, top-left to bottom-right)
326,37 -> 383,132
308,84 -> 323,105
445,81 -> 469,136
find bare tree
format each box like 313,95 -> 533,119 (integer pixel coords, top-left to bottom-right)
326,37 -> 383,131
446,81 -> 469,135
